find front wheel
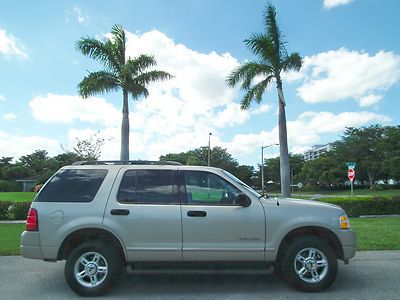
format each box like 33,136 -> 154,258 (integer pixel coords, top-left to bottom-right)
281,236 -> 338,292
64,240 -> 122,296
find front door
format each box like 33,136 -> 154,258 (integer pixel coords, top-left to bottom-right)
104,167 -> 182,261
180,170 -> 265,261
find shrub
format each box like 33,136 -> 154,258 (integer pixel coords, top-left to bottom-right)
0,201 -> 31,220
0,180 -> 22,192
8,202 -> 32,220
0,201 -> 13,220
320,196 -> 400,217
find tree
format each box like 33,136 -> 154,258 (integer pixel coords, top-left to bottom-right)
19,150 -> 50,178
77,24 -> 173,160
226,4 -> 302,197
72,132 -> 106,160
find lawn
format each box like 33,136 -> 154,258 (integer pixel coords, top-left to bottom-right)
0,192 -> 35,202
1,217 -> 399,256
0,223 -> 25,255
351,217 -> 400,251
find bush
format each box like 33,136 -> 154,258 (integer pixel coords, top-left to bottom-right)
8,202 -> 32,220
320,196 -> 400,217
0,201 -> 13,220
0,180 -> 22,192
0,201 -> 31,220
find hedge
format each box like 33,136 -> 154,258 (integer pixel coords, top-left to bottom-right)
0,201 -> 31,221
0,180 -> 22,192
320,196 -> 400,217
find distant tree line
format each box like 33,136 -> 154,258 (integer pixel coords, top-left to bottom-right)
1,125 -> 398,192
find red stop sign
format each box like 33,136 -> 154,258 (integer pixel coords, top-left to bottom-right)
348,168 -> 355,182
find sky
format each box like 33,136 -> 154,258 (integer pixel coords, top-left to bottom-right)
0,0 -> 399,167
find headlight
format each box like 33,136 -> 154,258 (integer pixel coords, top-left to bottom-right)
339,214 -> 350,229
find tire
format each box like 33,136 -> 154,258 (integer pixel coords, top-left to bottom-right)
64,240 -> 122,297
281,235 -> 338,292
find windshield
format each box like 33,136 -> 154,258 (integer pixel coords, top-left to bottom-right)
222,170 -> 262,198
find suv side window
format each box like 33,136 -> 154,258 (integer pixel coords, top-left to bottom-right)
35,169 -> 108,203
183,171 -> 241,205
117,169 -> 176,204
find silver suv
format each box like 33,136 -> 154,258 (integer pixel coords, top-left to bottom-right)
20,161 -> 356,296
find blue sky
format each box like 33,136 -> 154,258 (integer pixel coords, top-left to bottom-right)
0,0 -> 399,166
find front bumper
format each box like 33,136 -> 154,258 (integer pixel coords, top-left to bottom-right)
333,228 -> 357,261
20,231 -> 43,260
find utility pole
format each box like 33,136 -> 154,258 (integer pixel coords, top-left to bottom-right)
208,132 -> 212,166
261,143 -> 279,195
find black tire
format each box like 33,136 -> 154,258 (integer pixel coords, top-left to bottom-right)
281,235 -> 338,292
64,240 -> 122,297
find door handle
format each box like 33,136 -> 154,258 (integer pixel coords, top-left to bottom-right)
187,210 -> 207,217
110,209 -> 130,216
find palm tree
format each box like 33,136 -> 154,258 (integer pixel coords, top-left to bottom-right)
76,24 -> 173,161
226,4 -> 302,197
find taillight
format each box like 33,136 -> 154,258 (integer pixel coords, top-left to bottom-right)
26,208 -> 38,231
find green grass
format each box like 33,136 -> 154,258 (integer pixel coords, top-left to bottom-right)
0,223 -> 25,255
1,217 -> 399,256
0,192 -> 35,202
351,217 -> 400,251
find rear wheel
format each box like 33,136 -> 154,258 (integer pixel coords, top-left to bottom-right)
281,236 -> 337,292
65,240 -> 122,296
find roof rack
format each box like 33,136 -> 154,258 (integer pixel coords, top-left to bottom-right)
72,160 -> 182,166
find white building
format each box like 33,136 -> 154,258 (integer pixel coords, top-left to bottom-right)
304,144 -> 333,161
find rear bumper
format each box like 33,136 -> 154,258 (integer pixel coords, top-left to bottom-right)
20,231 -> 42,260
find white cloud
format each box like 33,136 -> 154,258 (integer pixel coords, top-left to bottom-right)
2,113 -> 16,121
0,132 -> 60,159
297,48 -> 400,107
222,111 -> 391,156
323,0 -> 354,9
0,28 -> 28,59
73,4 -> 87,23
0,95 -> 5,102
30,93 -> 120,127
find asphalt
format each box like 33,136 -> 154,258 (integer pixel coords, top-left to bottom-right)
0,251 -> 399,299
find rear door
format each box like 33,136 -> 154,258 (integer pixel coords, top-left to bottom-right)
180,169 -> 265,261
104,166 -> 182,261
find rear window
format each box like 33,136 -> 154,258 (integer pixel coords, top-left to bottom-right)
36,169 -> 108,203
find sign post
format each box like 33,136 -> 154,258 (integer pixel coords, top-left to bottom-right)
346,162 -> 356,197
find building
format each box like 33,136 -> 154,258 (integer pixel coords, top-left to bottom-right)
304,143 -> 333,161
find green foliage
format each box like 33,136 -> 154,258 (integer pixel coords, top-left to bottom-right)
0,192 -> 35,202
320,196 -> 400,217
0,180 -> 22,192
0,201 -> 32,220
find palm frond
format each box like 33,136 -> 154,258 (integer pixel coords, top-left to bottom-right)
125,55 -> 157,76
110,24 -> 126,66
240,76 -> 274,110
125,84 -> 149,99
281,52 -> 302,72
76,37 -> 121,73
78,71 -> 120,98
226,61 -> 273,90
135,70 -> 174,86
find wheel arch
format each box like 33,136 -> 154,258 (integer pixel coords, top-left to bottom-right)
276,226 -> 344,263
57,228 -> 127,263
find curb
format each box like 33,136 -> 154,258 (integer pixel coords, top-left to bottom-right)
0,220 -> 25,224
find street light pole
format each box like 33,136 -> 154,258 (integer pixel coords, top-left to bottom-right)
261,143 -> 279,195
208,132 -> 212,166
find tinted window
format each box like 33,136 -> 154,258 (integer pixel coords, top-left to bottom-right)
183,171 -> 241,205
117,170 -> 176,204
36,169 -> 108,203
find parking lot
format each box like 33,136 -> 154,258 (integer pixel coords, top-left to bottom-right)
0,251 -> 399,299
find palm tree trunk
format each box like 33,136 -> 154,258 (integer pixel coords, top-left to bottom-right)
277,84 -> 291,197
120,89 -> 130,161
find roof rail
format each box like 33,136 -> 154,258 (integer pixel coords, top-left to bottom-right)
72,160 -> 182,166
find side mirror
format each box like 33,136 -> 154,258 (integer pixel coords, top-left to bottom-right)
235,193 -> 251,207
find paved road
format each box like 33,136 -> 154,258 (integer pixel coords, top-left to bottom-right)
1,251 -> 399,299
